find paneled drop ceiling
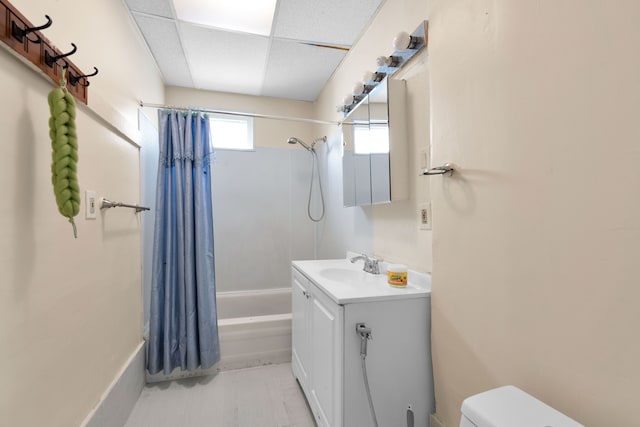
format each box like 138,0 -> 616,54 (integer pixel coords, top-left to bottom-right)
124,0 -> 386,101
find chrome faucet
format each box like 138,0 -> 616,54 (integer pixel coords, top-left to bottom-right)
350,254 -> 382,274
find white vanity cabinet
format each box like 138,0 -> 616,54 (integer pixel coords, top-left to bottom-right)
291,260 -> 435,427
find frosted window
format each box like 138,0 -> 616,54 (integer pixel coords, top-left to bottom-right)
209,114 -> 254,150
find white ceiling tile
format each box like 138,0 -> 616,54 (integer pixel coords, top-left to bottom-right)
272,0 -> 385,46
132,14 -> 193,87
125,0 -> 175,18
261,40 -> 346,101
125,0 -> 385,101
179,24 -> 269,95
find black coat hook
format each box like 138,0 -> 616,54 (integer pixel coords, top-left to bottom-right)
69,67 -> 99,87
45,43 -> 77,68
11,15 -> 52,44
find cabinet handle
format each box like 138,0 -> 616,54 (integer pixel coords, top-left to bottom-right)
302,290 -> 310,299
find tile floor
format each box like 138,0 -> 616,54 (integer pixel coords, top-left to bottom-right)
124,363 -> 315,427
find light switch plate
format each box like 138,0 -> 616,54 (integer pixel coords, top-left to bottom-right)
419,202 -> 431,230
85,190 -> 97,220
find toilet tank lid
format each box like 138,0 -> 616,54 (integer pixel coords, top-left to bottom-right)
461,385 -> 584,427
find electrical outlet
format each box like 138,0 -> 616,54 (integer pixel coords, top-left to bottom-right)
419,202 -> 431,230
85,190 -> 97,220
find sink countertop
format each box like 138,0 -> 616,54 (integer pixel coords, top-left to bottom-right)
292,258 -> 431,305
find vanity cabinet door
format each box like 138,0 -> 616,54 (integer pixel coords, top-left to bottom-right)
308,285 -> 344,427
291,267 -> 345,427
291,270 -> 311,390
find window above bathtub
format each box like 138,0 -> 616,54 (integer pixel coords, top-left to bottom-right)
209,114 -> 254,151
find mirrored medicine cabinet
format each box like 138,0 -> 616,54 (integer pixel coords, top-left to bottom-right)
342,78 -> 408,207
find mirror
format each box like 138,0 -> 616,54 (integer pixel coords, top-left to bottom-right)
342,78 -> 406,207
342,94 -> 371,206
368,80 -> 391,204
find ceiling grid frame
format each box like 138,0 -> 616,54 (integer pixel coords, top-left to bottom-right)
124,0 -> 387,101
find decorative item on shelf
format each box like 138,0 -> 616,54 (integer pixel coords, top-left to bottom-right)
11,14 -> 51,43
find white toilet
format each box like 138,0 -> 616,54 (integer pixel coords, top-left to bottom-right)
459,385 -> 584,427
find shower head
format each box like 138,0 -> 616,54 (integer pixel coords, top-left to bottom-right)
287,137 -> 312,151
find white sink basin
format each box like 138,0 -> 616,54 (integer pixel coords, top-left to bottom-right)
292,258 -> 431,304
318,267 -> 381,284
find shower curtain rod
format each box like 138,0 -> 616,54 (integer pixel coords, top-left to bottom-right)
138,101 -> 341,126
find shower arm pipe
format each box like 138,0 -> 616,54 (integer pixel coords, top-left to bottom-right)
138,101 -> 341,126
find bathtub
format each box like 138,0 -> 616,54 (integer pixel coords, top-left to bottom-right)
216,288 -> 292,371
146,287 -> 292,383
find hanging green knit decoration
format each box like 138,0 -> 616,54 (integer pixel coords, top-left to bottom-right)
48,69 -> 80,238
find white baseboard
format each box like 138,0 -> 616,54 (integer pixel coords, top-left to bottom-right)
145,348 -> 292,383
80,342 -> 145,427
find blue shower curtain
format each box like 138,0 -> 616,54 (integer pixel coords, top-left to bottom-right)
147,110 -> 220,375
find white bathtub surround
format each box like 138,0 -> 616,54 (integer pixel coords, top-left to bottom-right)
81,342 -> 146,427
147,288 -> 292,383
211,148 -> 316,294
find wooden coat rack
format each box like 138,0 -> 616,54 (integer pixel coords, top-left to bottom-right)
0,0 -> 98,104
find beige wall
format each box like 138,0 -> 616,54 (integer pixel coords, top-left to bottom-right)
428,1 -> 640,426
314,0 -> 432,271
0,1 -> 163,426
165,86 -> 316,149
